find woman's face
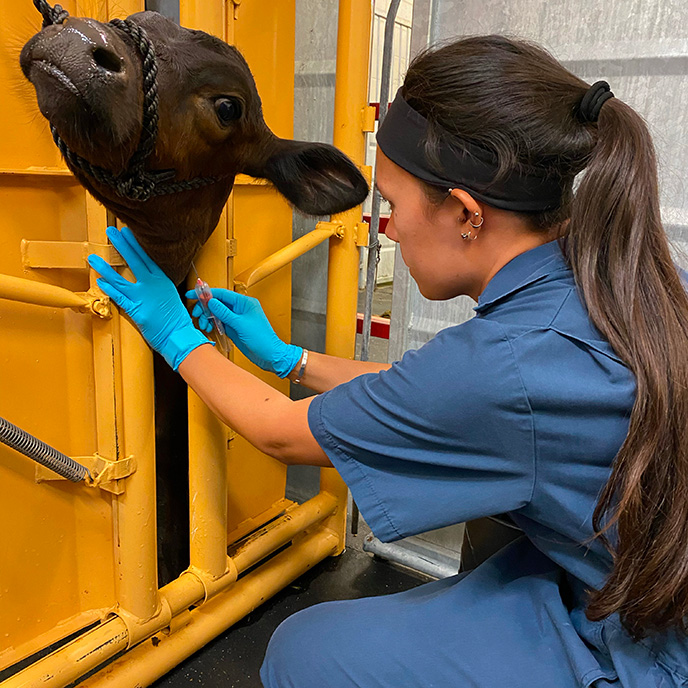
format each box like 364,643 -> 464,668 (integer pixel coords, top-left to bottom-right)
375,149 -> 481,301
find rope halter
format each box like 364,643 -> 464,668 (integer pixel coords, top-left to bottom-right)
33,0 -> 223,202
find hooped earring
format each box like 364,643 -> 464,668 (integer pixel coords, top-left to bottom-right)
469,211 -> 484,229
461,212 -> 482,240
448,190 -> 482,240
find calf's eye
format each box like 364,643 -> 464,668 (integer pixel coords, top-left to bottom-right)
215,97 -> 242,124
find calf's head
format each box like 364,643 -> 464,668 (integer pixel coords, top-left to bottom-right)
20,11 -> 368,283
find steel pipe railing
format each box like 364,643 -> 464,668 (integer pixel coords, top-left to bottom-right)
320,0 -> 373,554
360,0 -> 400,362
230,491 -> 338,574
233,222 -> 344,293
0,494 -> 339,688
0,273 -> 100,312
79,530 -> 339,688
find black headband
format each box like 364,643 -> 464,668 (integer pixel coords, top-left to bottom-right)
376,90 -> 565,213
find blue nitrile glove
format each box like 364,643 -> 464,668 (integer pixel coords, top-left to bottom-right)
186,288 -> 302,378
88,226 -> 210,371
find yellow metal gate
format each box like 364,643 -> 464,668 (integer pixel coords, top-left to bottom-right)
0,1 -> 372,685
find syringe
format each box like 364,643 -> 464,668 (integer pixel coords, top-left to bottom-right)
191,264 -> 231,354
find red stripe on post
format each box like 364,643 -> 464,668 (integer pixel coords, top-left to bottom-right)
362,214 -> 390,235
356,313 -> 390,339
369,102 -> 391,120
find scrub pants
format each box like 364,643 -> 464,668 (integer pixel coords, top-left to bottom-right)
260,538 -> 624,688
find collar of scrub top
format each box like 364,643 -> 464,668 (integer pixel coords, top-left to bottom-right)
376,89 -> 566,213
475,240 -> 569,313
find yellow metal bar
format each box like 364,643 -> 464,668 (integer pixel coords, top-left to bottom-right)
77,530 -> 339,688
21,240 -> 124,270
0,610 -> 105,676
188,381 -> 231,579
102,0 -> 152,625
320,0 -> 373,554
326,0 -> 371,354
159,493 -> 339,616
0,168 -> 72,177
0,617 -> 129,688
85,195 -> 123,466
234,222 -> 343,293
0,272 -> 94,311
115,300 -> 160,621
181,0 -> 232,583
230,491 -> 338,573
0,490 -> 339,687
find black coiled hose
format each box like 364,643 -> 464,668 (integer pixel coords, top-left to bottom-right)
0,415 -> 89,482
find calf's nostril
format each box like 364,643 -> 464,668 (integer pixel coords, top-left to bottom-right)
92,47 -> 122,73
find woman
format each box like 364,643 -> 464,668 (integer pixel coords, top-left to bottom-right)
90,36 -> 688,688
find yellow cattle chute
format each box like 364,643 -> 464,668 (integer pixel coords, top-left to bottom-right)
0,1 -> 372,686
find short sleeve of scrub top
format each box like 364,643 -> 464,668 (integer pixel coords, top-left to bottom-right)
308,307 -> 535,542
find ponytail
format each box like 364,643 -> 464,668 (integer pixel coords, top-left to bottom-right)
566,99 -> 688,639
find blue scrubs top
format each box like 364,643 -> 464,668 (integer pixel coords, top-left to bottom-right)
261,241 -> 688,688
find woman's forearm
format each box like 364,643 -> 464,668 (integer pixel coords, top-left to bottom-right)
286,350 -> 391,392
178,344 -> 331,466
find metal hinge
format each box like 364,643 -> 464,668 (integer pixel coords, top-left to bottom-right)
35,454 -> 137,495
355,222 -> 370,248
361,105 -> 376,133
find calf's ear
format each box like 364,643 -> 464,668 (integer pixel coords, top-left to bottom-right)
260,140 -> 369,215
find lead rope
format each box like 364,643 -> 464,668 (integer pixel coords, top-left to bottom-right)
32,0 -> 222,201
34,0 -> 68,27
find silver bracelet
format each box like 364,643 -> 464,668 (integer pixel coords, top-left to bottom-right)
293,349 -> 309,384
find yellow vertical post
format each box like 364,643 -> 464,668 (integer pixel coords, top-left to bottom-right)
179,1 -> 230,580
116,310 -> 160,620
321,0 -> 372,552
103,0 -> 160,622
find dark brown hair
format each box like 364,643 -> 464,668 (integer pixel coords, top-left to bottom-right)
403,35 -> 688,639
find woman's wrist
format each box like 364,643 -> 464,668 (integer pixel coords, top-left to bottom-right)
287,348 -> 308,383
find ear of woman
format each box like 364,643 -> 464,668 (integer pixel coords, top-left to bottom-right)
448,188 -> 483,240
